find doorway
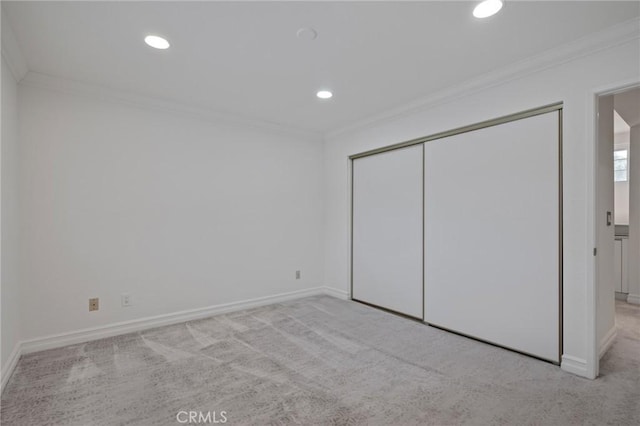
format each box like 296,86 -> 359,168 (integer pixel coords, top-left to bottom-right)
595,86 -> 640,377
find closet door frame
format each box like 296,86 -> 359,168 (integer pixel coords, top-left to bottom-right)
349,102 -> 563,364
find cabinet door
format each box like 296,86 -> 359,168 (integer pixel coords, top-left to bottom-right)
352,145 -> 423,319
621,239 -> 629,293
614,240 -> 623,293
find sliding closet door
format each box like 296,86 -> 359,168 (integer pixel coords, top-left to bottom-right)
352,145 -> 423,319
424,111 -> 560,362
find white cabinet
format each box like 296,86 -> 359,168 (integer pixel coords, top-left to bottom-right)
614,238 -> 629,294
622,239 -> 629,293
615,240 -> 622,293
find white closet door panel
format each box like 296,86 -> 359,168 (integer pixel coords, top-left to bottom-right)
352,145 -> 423,319
424,112 -> 560,362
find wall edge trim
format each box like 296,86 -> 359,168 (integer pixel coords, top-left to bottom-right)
0,342 -> 22,395
561,354 -> 590,378
2,287 -> 346,389
20,287 -> 337,355
626,293 -> 640,305
322,286 -> 350,300
326,17 -> 640,140
18,71 -> 322,141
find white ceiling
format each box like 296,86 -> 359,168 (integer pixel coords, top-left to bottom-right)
4,1 -> 639,133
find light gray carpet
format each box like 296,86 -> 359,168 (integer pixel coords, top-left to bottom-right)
1,296 -> 639,425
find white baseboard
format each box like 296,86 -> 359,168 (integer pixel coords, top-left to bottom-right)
561,355 -> 589,378
21,287 -> 335,355
615,292 -> 628,301
2,286 -> 348,389
1,342 -> 22,394
599,325 -> 617,359
627,293 -> 640,305
322,286 -> 349,300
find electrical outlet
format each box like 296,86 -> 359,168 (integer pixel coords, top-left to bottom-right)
295,270 -> 301,279
121,293 -> 132,307
89,298 -> 99,311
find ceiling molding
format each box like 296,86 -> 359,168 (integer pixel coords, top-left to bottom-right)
1,10 -> 28,82
19,71 -> 323,141
326,17 -> 640,140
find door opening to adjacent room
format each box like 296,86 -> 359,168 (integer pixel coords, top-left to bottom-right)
595,85 -> 640,378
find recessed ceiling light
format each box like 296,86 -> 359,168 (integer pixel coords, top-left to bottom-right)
297,27 -> 318,41
316,90 -> 333,99
144,35 -> 170,50
473,0 -> 503,19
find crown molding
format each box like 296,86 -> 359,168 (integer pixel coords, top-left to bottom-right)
19,71 -> 323,141
326,17 -> 640,140
8,14 -> 639,141
1,9 -> 28,82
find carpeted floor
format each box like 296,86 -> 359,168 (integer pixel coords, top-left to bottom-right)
1,296 -> 639,425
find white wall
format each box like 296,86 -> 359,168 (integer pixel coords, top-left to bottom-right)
1,57 -> 21,376
323,37 -> 640,378
596,95 -> 615,359
614,131 -> 630,225
17,84 -> 324,341
628,124 -> 640,305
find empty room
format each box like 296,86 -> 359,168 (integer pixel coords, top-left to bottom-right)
1,1 -> 639,425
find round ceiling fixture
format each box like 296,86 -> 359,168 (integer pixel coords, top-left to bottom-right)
316,90 -> 333,99
144,35 -> 170,50
473,0 -> 503,18
297,27 -> 318,41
